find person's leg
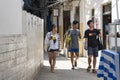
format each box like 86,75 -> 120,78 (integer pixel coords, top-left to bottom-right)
49,52 -> 53,71
87,47 -> 93,72
93,56 -> 97,69
75,53 -> 79,67
70,52 -> 74,69
74,48 -> 79,67
69,48 -> 75,69
87,55 -> 92,72
52,51 -> 58,72
92,47 -> 98,73
88,55 -> 92,68
92,56 -> 97,73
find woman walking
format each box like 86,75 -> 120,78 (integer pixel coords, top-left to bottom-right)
45,24 -> 60,73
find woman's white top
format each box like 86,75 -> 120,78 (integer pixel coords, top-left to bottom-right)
45,32 -> 60,51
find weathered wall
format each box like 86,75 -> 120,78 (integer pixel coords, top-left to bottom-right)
22,11 -> 44,80
0,35 -> 27,80
0,10 -> 44,80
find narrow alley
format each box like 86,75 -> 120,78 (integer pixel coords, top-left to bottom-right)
0,0 -> 120,80
35,53 -> 102,80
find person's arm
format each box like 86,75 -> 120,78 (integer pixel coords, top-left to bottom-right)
64,29 -> 69,41
79,31 -> 81,39
84,31 -> 88,50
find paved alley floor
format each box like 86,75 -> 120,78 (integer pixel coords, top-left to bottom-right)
35,53 -> 102,80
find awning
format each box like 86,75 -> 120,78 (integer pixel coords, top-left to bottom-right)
48,1 -> 61,8
47,0 -> 67,8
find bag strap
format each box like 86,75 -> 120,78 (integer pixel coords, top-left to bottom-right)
98,36 -> 103,44
68,29 -> 72,35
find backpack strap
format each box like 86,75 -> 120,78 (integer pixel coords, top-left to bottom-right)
68,29 -> 72,35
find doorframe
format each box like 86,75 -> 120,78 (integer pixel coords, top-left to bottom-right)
102,2 -> 112,49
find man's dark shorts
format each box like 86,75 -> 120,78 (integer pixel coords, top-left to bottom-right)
69,48 -> 79,53
88,47 -> 98,57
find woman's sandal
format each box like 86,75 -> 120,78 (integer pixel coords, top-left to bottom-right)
50,66 -> 55,73
87,66 -> 91,72
92,69 -> 97,73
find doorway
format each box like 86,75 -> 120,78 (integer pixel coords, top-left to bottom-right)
102,3 -> 111,49
63,11 -> 71,35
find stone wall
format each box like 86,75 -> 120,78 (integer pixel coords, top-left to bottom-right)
0,35 -> 27,80
0,11 -> 44,80
22,11 -> 44,80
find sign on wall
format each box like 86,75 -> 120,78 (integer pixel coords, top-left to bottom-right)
53,9 -> 59,16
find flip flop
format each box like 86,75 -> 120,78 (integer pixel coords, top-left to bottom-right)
87,66 -> 91,72
92,69 -> 97,73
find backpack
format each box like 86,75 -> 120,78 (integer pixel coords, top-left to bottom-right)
65,30 -> 71,48
96,29 -> 103,50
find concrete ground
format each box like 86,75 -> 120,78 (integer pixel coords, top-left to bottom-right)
35,53 -> 103,80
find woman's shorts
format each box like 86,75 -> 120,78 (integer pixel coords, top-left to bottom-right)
49,49 -> 59,52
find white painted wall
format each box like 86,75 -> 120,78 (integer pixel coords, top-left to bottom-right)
109,0 -> 120,50
82,0 -> 111,30
80,0 -> 120,51
81,0 -> 120,29
0,0 -> 22,34
112,0 -> 120,21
